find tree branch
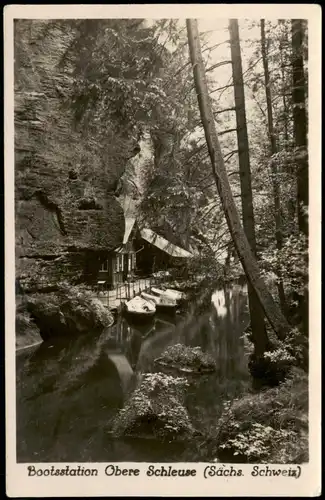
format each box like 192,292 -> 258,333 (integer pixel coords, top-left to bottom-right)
209,83 -> 233,95
228,170 -> 240,177
206,60 -> 232,73
218,127 -> 238,136
224,149 -> 239,162
213,106 -> 236,115
203,39 -> 230,54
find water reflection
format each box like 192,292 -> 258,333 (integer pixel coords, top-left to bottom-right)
16,284 -> 250,462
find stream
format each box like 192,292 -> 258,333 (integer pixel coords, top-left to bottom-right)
16,283 -> 251,462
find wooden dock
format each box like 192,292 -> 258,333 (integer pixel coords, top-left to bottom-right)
95,277 -> 158,311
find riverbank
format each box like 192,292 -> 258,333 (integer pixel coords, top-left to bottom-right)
184,366 -> 308,464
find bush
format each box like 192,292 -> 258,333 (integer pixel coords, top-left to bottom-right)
269,326 -> 308,370
112,372 -> 195,440
155,344 -> 217,372
216,367 -> 308,463
244,321 -> 307,385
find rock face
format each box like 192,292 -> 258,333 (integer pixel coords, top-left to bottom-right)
14,20 -> 139,292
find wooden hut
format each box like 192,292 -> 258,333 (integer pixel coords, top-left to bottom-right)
97,218 -> 137,288
134,228 -> 193,277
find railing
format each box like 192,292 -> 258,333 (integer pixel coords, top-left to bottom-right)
95,273 -> 174,308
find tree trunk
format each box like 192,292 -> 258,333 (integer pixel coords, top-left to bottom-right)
229,19 -> 269,355
278,20 -> 297,224
291,19 -> 308,336
260,19 -> 287,316
291,19 -> 308,237
186,19 -> 290,341
279,21 -> 290,150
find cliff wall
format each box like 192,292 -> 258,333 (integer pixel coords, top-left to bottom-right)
15,20 -> 140,292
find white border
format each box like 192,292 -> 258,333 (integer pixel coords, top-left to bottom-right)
4,4 -> 322,497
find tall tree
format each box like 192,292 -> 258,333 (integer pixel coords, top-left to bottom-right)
291,19 -> 308,237
291,19 -> 308,336
260,19 -> 287,315
278,20 -> 297,224
228,19 -> 269,355
186,18 -> 291,343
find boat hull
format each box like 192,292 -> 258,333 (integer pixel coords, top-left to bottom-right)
122,301 -> 155,324
122,308 -> 155,324
155,304 -> 177,315
151,287 -> 186,307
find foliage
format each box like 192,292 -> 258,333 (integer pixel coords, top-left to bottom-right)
61,19 -> 169,136
264,325 -> 308,371
187,252 -> 224,284
260,233 -> 308,298
216,367 -> 308,463
219,423 -> 300,462
137,27 -> 223,252
112,372 -> 195,440
156,343 -> 217,372
243,319 -> 307,375
56,283 -> 114,325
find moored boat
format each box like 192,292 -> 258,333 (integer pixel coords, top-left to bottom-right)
151,287 -> 169,297
123,295 -> 156,322
141,291 -> 177,313
164,288 -> 186,301
151,286 -> 186,305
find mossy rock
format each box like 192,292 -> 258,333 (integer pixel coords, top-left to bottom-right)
154,344 -> 217,375
154,359 -> 215,375
26,285 -> 114,341
112,372 -> 196,441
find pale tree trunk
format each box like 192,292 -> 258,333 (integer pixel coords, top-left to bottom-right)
260,19 -> 287,316
291,19 -> 308,337
186,19 -> 290,341
229,19 -> 269,355
278,21 -> 290,149
278,20 -> 297,224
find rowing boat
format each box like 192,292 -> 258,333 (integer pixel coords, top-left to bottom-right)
141,291 -> 177,313
123,295 -> 156,321
151,287 -> 185,305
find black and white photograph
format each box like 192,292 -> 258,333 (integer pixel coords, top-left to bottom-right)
5,4 -> 321,497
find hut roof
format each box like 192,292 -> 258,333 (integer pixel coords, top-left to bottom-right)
140,228 -> 193,258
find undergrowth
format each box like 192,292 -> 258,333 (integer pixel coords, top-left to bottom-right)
216,367 -> 308,463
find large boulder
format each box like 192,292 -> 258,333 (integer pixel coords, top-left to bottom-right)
112,372 -> 196,440
155,344 -> 217,374
26,285 -> 114,341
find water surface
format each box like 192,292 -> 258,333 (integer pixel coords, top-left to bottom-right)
16,284 -> 250,462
